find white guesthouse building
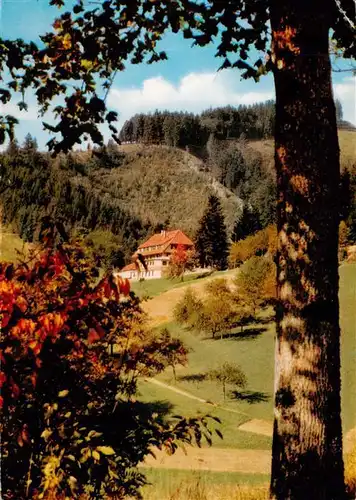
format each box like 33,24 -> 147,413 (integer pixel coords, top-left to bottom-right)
118,229 -> 194,281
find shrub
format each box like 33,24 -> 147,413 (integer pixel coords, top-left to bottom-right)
199,295 -> 236,339
0,220 -> 217,500
234,256 -> 276,313
173,288 -> 204,328
229,225 -> 277,268
345,444 -> 356,498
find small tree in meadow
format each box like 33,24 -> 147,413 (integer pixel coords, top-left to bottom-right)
199,296 -> 236,340
159,328 -> 190,382
234,256 -> 276,314
173,288 -> 204,330
207,363 -> 247,401
198,279 -> 236,339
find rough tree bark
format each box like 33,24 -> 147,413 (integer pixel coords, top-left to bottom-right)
270,1 -> 345,498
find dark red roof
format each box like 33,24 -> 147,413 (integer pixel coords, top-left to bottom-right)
138,230 -> 194,251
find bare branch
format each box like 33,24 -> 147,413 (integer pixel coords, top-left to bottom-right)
334,0 -> 356,30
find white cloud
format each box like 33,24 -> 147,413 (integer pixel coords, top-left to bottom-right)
108,71 -> 274,125
334,75 -> 356,125
0,102 -> 39,121
108,71 -> 356,129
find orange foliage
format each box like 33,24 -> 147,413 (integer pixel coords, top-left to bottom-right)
229,225 -> 277,268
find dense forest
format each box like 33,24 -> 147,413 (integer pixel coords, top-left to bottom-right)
0,137 -> 149,263
119,102 -> 276,147
1,102 -> 355,266
118,100 -> 353,148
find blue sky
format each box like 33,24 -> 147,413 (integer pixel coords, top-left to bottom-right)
1,1 -> 355,149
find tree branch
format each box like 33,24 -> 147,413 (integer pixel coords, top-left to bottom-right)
334,0 -> 356,30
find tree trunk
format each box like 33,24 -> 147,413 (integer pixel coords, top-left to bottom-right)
172,364 -> 177,383
270,2 -> 344,499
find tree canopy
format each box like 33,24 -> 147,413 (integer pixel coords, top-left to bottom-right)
0,219 -> 217,499
0,0 -> 354,152
1,1 -> 356,499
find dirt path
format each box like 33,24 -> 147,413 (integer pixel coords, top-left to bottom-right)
144,378 -> 252,418
140,447 -> 271,474
238,419 -> 273,437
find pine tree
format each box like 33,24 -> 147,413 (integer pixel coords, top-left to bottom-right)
232,205 -> 262,242
22,133 -> 38,152
195,195 -> 228,271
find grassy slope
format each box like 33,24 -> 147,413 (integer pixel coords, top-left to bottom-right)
142,469 -> 269,500
340,263 -> 356,432
0,231 -> 29,262
131,270 -> 232,299
248,129 -> 356,173
91,145 -> 241,237
137,262 -> 356,451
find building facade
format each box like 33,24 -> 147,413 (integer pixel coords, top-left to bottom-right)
118,230 -> 194,281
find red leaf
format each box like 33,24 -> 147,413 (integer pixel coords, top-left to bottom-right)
30,372 -> 37,388
0,371 -> 6,388
11,382 -> 20,398
119,278 -> 130,296
29,341 -> 42,356
88,329 -> 100,345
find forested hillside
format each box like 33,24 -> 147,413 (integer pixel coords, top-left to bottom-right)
119,102 -> 276,146
0,137 -> 242,262
1,112 -> 355,265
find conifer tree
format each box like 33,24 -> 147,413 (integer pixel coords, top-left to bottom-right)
195,195 -> 228,270
232,205 -> 262,242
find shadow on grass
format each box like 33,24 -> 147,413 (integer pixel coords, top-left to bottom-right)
135,400 -> 175,420
230,390 -> 270,404
194,270 -> 215,280
200,327 -> 267,341
177,373 -> 207,383
225,327 -> 268,341
250,313 -> 276,325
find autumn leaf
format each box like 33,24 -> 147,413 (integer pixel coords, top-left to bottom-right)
58,389 -> 69,397
41,429 -> 53,441
96,446 -> 115,455
88,329 -> 100,345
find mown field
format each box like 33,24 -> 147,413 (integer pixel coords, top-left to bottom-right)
0,231 -> 29,262
137,262 -> 356,498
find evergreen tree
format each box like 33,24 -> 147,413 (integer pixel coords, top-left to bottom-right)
232,205 -> 262,242
335,99 -> 343,123
22,133 -> 38,152
349,207 -> 356,244
195,195 -> 228,270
